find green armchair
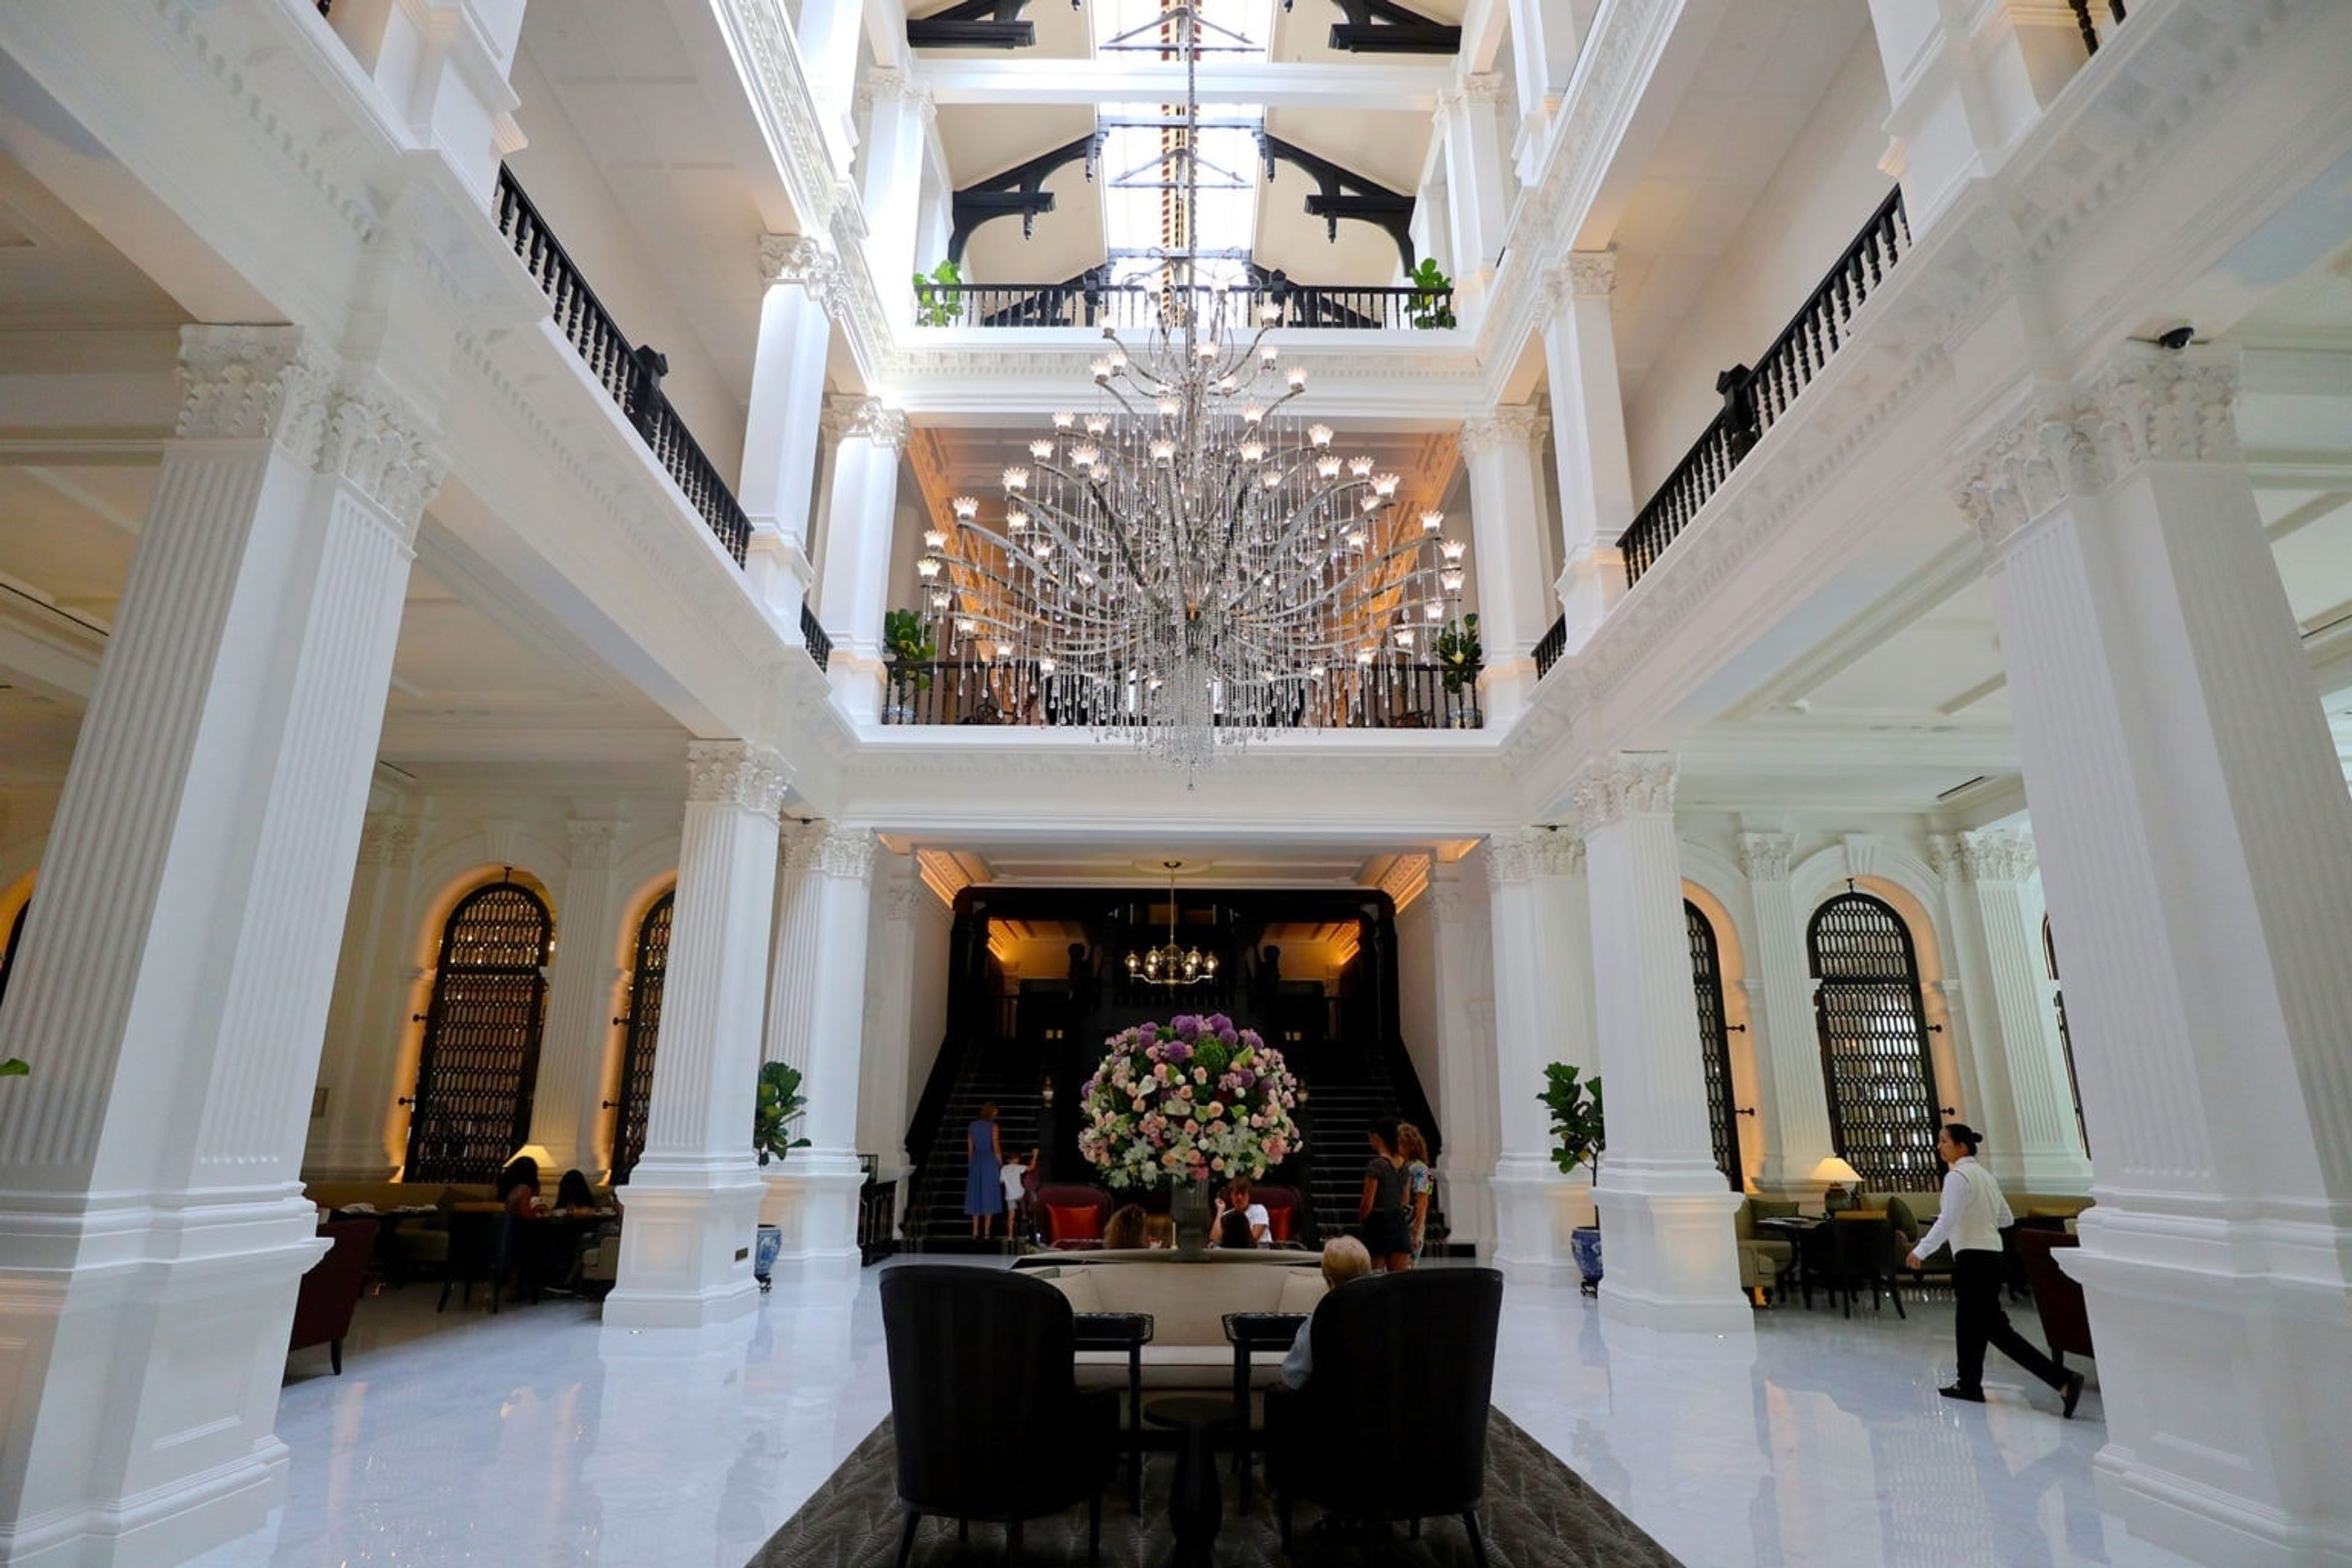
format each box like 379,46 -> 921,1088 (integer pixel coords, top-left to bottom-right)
1733,1197 -> 1801,1302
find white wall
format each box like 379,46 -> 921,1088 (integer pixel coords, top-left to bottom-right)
1395,893 -> 1444,1123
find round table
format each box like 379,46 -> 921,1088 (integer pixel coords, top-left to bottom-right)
1145,1396 -> 1238,1567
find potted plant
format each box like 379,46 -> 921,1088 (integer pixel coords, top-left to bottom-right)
1539,1063 -> 1606,1293
1406,258 -> 1457,330
883,608 -> 936,716
911,259 -> 964,327
1434,612 -> 1481,707
751,1061 -> 810,1291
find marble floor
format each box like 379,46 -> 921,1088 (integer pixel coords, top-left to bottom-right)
193,1264 -> 2201,1568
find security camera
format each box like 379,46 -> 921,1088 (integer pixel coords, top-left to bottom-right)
2155,323 -> 2195,352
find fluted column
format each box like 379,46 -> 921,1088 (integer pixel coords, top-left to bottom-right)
1542,255 -> 1632,650
856,855 -> 920,1185
858,71 -> 937,300
1954,344 -> 2352,1564
309,811 -> 427,1178
606,743 -> 788,1330
1574,756 -> 1748,1333
794,0 -> 864,170
1736,832 -> 1838,1197
815,398 -> 908,723
741,237 -> 839,630
1458,407 -> 1553,723
526,819 -> 627,1178
1485,828 -> 1593,1283
0,325 -> 442,1559
1434,75 -> 1510,284
1425,863 -> 1498,1256
1503,0 -> 1585,179
764,826 -> 875,1279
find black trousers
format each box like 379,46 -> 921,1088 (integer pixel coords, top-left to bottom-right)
1954,1248 -> 2065,1392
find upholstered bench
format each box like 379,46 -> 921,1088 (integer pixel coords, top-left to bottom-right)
1017,1252 -> 1327,1391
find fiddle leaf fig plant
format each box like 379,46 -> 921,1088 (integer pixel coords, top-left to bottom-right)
1540,1064 -> 1605,1178
1406,258 -> 1457,330
884,608 -> 937,692
753,1061 -> 812,1166
913,259 -> 965,327
1434,612 -> 1481,693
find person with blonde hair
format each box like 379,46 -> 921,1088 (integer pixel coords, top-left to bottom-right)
1101,1203 -> 1147,1251
1278,1237 -> 1373,1390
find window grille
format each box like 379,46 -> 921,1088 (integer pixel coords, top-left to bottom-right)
403,880 -> 554,1184
1807,892 -> 1942,1192
609,892 -> 674,1183
1684,901 -> 1743,1188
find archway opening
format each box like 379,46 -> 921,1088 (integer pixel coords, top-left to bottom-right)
402,878 -> 556,1183
1808,889 -> 1943,1192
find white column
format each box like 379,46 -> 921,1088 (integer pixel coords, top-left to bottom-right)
1573,756 -> 1749,1333
322,0 -> 526,201
794,0 -> 865,172
1458,407 -> 1553,723
605,743 -> 788,1330
1426,863 -> 1498,1257
1865,0 -> 2089,235
856,854 -> 920,1189
763,826 -> 875,1280
1485,829 -> 1593,1284
858,70 -> 937,301
741,237 -> 839,631
1434,75 -> 1510,286
308,811 -> 427,1179
1736,832 -> 1839,1199
524,819 -> 626,1178
1503,0 -> 1586,181
1954,345 -> 2352,1567
815,398 -> 908,723
1542,255 -> 1633,650
0,326 -> 440,1563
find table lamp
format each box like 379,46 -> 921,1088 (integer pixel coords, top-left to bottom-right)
1813,1156 -> 1863,1214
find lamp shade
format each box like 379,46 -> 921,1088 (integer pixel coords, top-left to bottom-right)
1812,1156 -> 1863,1186
509,1142 -> 556,1173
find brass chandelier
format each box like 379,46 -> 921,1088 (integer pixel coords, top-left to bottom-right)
1126,861 -> 1219,988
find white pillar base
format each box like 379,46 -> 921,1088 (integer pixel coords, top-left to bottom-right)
1594,1166 -> 1752,1335
1488,1159 -> 1589,1286
2003,1147 -> 2094,1196
756,1155 -> 865,1281
830,652 -> 885,724
601,1158 -> 765,1330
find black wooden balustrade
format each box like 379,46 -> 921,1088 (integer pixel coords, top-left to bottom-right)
916,281 -> 1452,333
493,167 -> 751,567
1618,187 -> 1910,589
2067,0 -> 2127,54
1532,615 -> 1567,680
879,661 -> 1481,729
800,602 -> 833,672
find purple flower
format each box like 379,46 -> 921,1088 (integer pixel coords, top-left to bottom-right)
1203,1014 -> 1232,1035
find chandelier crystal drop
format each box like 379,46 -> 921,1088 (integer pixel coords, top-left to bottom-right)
907,1 -> 1468,772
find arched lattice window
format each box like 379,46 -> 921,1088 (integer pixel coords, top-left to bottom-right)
2045,913 -> 2087,1155
402,880 -> 554,1183
1808,892 -> 1942,1192
608,891 -> 674,1183
0,899 -> 27,1011
1684,901 -> 1743,1188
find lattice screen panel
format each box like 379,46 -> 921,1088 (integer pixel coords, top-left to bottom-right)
1684,901 -> 1743,1188
1809,892 -> 1942,1193
404,882 -> 552,1184
610,892 -> 674,1183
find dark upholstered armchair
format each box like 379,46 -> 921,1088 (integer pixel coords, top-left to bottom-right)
1265,1267 -> 1504,1565
289,1219 -> 377,1374
2017,1228 -> 2094,1367
437,1208 -> 516,1313
1035,1183 -> 1112,1249
880,1265 -> 1120,1564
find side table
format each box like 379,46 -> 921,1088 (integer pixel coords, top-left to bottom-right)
1072,1310 -> 1153,1512
1220,1311 -> 1306,1510
1146,1395 -> 1238,1568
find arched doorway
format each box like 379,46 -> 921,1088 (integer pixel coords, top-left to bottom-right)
2045,913 -> 2087,1155
608,891 -> 674,1183
402,879 -> 554,1183
1684,900 -> 1743,1188
1808,891 -> 1942,1192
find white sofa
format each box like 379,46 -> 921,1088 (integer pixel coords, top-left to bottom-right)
1019,1252 -> 1328,1391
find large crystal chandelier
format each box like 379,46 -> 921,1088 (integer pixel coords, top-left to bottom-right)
911,1 -> 1468,772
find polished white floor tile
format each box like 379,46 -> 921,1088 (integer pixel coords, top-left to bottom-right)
192,1263 -> 2201,1568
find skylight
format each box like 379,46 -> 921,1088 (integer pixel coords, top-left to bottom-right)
1087,0 -> 1272,291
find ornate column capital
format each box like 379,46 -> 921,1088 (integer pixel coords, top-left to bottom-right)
1960,827 -> 2037,883
1483,828 -> 1537,890
758,233 -> 840,298
815,826 -> 875,882
1569,752 -> 1676,827
1431,71 -> 1509,125
778,816 -> 829,872
825,394 -> 908,452
684,741 -> 791,816
1926,832 -> 1965,883
1736,831 -> 1793,883
1954,347 -> 2241,565
1531,826 -> 1586,878
1457,404 -> 1545,460
1540,251 -> 1616,314
356,814 -> 424,869
884,880 -> 920,920
564,819 -> 625,870
858,67 -> 937,122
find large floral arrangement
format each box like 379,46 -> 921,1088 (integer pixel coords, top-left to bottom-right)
1077,1014 -> 1303,1189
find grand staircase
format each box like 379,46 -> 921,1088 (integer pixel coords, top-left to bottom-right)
1296,1042 -> 1453,1252
903,1044 -> 1045,1253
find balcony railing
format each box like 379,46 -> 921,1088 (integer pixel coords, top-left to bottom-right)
914,281 -> 1454,333
1618,187 -> 1910,588
2067,0 -> 2127,54
493,167 -> 750,567
801,602 -> 832,672
878,661 -> 1482,729
1532,616 -> 1567,680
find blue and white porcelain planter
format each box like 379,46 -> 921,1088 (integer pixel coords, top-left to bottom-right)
1570,1226 -> 1603,1295
753,1224 -> 783,1291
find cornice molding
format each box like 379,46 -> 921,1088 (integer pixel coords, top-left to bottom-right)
1569,753 -> 1675,827
684,741 -> 792,816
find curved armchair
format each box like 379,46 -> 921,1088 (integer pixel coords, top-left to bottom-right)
880,1265 -> 1120,1564
289,1218 -> 377,1374
1264,1267 -> 1504,1565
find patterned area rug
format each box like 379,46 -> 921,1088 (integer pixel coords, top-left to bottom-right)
747,1410 -> 1681,1566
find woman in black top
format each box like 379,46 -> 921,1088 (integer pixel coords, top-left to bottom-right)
1359,1118 -> 1415,1271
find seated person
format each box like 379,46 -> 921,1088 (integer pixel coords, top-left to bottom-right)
1101,1203 -> 1148,1251
1214,1176 -> 1272,1246
552,1169 -> 600,1216
1214,1210 -> 1257,1250
1279,1237 -> 1372,1389
496,1156 -> 543,1218
1142,1213 -> 1175,1250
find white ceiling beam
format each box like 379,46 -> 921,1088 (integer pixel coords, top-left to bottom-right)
916,59 -> 1455,110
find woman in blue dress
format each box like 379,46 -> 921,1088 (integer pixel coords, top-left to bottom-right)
965,1101 -> 1004,1240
